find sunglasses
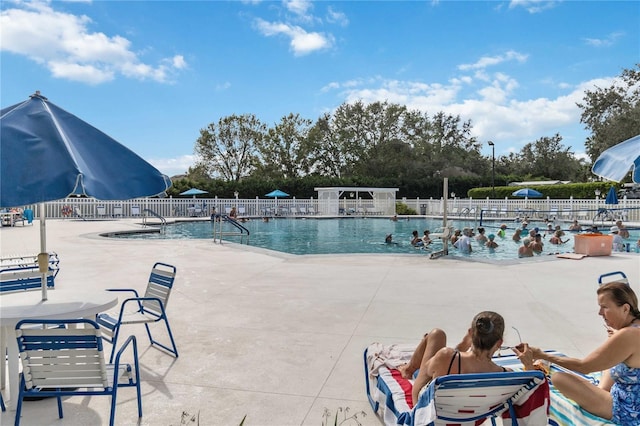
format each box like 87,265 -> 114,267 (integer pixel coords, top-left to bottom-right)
499,326 -> 522,351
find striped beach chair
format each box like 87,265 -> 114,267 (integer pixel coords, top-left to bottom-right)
364,344 -> 550,425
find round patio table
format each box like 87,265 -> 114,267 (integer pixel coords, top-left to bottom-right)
0,289 -> 118,410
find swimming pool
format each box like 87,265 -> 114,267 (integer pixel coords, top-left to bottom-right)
107,218 -> 640,260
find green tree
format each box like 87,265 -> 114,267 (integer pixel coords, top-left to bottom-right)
255,113 -> 313,179
579,64 -> 640,162
194,114 -> 266,182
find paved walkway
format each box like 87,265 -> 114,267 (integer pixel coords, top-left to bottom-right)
1,219 -> 638,425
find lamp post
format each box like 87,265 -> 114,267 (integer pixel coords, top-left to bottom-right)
595,188 -> 601,210
488,141 -> 495,198
233,191 -> 239,202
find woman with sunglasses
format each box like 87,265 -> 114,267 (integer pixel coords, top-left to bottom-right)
398,311 -> 510,405
515,281 -> 640,425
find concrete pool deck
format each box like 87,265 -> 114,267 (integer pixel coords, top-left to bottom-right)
1,219 -> 638,425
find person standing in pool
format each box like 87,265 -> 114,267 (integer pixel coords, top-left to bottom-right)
411,230 -> 424,247
454,228 -> 473,254
485,234 -> 498,248
497,224 -> 508,238
518,238 -> 534,257
475,227 -> 488,244
512,228 -> 522,243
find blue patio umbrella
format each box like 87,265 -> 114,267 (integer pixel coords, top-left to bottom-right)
512,188 -> 543,198
265,189 -> 289,198
1,92 -> 171,299
592,134 -> 640,183
605,186 -> 619,205
180,188 -> 208,197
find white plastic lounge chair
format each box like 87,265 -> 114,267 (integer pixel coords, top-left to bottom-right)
499,206 -> 508,217
549,206 -> 558,220
489,207 -> 498,217
14,318 -> 142,426
113,205 -> 123,217
238,206 -> 246,216
364,344 -> 550,426
96,205 -> 107,217
131,205 -> 141,216
561,207 -> 572,220
96,262 -> 178,363
308,206 -> 317,215
299,206 -> 307,215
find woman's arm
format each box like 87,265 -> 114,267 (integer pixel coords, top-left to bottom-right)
528,329 -> 636,374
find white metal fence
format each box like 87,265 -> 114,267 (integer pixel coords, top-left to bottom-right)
15,196 -> 640,223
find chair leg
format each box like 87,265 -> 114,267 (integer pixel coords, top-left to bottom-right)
108,325 -> 122,364
56,393 -> 63,419
145,317 -> 178,358
0,390 -> 5,412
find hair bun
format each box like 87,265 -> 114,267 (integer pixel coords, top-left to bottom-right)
475,317 -> 494,334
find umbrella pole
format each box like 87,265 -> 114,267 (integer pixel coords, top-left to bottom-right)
38,202 -> 48,301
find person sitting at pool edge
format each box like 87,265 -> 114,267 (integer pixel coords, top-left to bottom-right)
398,311 -> 512,405
514,282 -> 640,425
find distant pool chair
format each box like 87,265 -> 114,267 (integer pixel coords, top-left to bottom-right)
96,262 -> 178,363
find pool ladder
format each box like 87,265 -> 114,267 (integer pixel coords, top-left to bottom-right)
212,215 -> 250,244
142,208 -> 167,230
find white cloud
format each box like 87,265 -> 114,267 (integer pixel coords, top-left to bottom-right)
254,18 -> 333,55
283,0 -> 313,17
458,50 -> 528,71
584,31 -> 624,47
508,0 -> 559,14
215,81 -> 232,91
326,6 -> 348,26
149,154 -> 197,177
0,2 -> 187,84
321,61 -> 617,152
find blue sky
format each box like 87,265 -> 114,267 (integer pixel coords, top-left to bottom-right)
1,0 -> 638,177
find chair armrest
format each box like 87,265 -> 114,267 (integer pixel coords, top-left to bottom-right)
120,297 -> 166,319
106,288 -> 141,298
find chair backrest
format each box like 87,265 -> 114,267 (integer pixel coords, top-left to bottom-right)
142,262 -> 177,315
16,319 -> 108,390
414,371 -> 547,425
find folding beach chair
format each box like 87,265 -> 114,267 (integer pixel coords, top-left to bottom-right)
13,319 -> 141,426
96,262 -> 178,363
364,345 -> 550,426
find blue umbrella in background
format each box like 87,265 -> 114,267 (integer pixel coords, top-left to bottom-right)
512,188 -> 543,198
592,134 -> 640,183
1,92 -> 171,299
265,189 -> 290,198
180,188 -> 208,198
605,186 -> 619,205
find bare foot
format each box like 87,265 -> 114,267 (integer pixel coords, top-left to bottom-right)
397,363 -> 415,379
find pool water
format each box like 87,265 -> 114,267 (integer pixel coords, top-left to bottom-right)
110,218 -> 640,260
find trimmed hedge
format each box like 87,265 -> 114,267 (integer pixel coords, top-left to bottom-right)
468,182 -> 620,199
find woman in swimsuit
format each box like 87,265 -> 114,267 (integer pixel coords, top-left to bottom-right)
398,311 -> 510,405
515,281 -> 640,425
